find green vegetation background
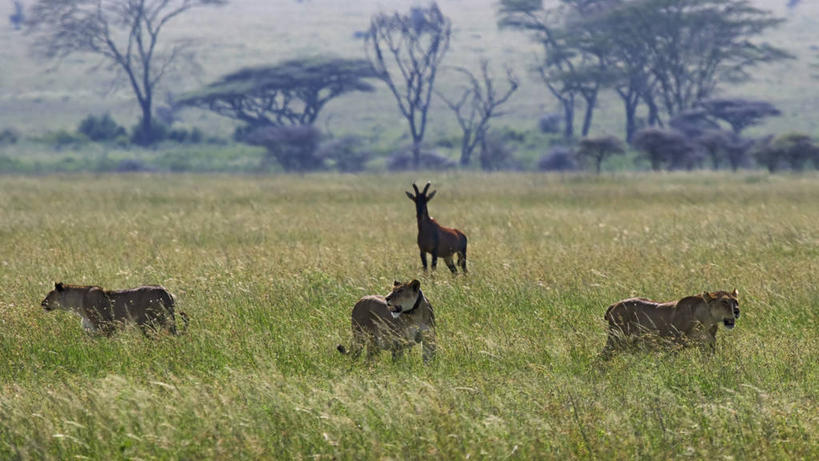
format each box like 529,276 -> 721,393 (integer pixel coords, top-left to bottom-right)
1,0 -> 817,139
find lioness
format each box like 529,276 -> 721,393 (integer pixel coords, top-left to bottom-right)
601,289 -> 740,358
337,280 -> 436,363
41,282 -> 187,336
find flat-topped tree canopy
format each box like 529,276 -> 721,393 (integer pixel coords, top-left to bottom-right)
177,56 -> 378,127
698,98 -> 781,135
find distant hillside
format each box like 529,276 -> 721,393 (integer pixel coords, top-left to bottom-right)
1,0 -> 817,140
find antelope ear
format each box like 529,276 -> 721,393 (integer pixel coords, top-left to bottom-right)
55,282 -> 64,291
426,190 -> 436,201
731,288 -> 738,297
410,279 -> 420,291
393,280 -> 401,287
702,291 -> 714,300
406,191 -> 415,201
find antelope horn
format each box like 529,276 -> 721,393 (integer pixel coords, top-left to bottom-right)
412,183 -> 420,194
422,182 -> 431,194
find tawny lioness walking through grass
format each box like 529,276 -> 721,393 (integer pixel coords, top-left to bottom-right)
41,282 -> 188,336
601,289 -> 740,358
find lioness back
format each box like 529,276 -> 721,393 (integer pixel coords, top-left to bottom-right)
350,295 -> 393,332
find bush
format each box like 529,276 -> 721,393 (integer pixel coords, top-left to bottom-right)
479,132 -> 520,171
576,135 -> 625,173
318,136 -> 372,173
0,128 -> 20,145
43,130 -> 88,150
633,127 -> 700,171
387,148 -> 456,171
538,147 -> 578,172
752,133 -> 819,172
538,113 -> 562,134
244,125 -> 324,172
115,159 -> 153,173
78,113 -> 126,142
130,122 -> 169,145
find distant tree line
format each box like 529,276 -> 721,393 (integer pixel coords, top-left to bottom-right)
13,0 -> 819,174
498,0 -> 791,142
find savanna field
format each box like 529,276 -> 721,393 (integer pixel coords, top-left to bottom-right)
0,173 -> 817,459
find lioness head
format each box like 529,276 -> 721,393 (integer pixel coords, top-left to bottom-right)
41,282 -> 68,311
385,280 -> 421,319
704,289 -> 740,329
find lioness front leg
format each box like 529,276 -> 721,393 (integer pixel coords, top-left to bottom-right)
705,326 -> 718,354
691,326 -> 716,354
81,317 -> 98,334
391,347 -> 405,362
421,329 -> 436,364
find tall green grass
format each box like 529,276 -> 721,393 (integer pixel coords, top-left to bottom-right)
0,173 -> 817,459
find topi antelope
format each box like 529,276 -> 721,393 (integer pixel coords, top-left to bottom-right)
405,182 -> 468,273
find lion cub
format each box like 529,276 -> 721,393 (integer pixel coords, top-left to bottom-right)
41,282 -> 187,336
602,289 -> 740,358
337,280 -> 436,363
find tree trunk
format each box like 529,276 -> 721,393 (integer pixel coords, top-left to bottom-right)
134,97 -> 154,146
644,92 -> 662,127
581,91 -> 597,137
562,97 -> 575,139
459,132 -> 472,167
412,140 -> 421,170
479,137 -> 490,171
622,93 -> 639,144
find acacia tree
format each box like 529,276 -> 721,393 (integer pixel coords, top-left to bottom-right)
636,0 -> 789,118
576,135 -> 625,173
698,98 -> 781,135
438,60 -> 519,167
753,133 -> 819,172
633,127 -> 699,171
498,0 -> 613,139
178,57 -> 377,172
579,1 -> 659,141
696,129 -> 753,170
177,56 -> 377,129
366,3 -> 451,169
27,0 -> 226,145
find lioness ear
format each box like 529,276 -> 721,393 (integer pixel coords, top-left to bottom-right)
731,288 -> 738,297
410,279 -> 420,291
55,282 -> 64,291
393,280 -> 401,287
427,190 -> 437,201
405,191 -> 415,201
702,291 -> 713,300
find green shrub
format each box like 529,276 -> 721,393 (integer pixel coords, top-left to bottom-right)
0,128 -> 20,145
78,113 -> 126,142
42,130 -> 88,150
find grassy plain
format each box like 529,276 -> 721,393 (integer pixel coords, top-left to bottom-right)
0,172 -> 817,459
